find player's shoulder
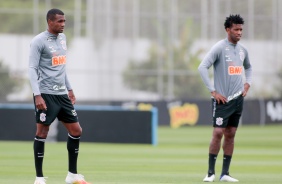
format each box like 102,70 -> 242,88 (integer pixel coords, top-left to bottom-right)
31,31 -> 48,41
30,31 -> 49,47
209,39 -> 226,53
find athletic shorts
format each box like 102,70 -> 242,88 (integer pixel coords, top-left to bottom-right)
34,94 -> 78,125
212,95 -> 244,128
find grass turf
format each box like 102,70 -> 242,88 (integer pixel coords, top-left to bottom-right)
0,125 -> 281,183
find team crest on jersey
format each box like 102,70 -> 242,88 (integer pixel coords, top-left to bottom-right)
239,49 -> 245,61
60,40 -> 67,50
40,113 -> 46,122
216,117 -> 223,126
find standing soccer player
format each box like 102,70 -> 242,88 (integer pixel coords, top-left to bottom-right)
29,8 -> 91,184
198,14 -> 252,182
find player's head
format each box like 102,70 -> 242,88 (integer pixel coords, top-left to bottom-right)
46,9 -> 65,34
46,8 -> 64,22
224,14 -> 244,29
224,14 -> 244,44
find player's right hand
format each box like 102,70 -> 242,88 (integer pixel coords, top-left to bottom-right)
211,91 -> 227,104
35,95 -> 47,110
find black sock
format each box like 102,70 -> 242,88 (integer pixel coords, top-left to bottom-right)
34,136 -> 45,177
67,134 -> 80,174
208,153 -> 217,176
221,154 -> 232,176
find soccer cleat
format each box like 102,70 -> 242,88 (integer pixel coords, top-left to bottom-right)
34,177 -> 47,184
65,172 -> 91,184
220,174 -> 239,182
203,174 -> 215,182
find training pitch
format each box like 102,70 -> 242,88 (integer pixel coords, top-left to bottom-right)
0,125 -> 281,183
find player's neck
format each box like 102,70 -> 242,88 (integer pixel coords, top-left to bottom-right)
47,29 -> 59,36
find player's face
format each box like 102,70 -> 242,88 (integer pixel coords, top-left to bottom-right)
48,14 -> 65,35
227,23 -> 243,44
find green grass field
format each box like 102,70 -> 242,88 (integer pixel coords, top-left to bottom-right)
0,125 -> 281,183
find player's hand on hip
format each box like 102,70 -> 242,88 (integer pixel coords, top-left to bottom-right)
68,90 -> 76,104
35,95 -> 47,110
242,83 -> 250,97
211,91 -> 227,104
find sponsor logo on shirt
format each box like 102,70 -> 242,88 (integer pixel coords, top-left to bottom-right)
52,55 -> 66,66
227,91 -> 242,102
49,46 -> 56,53
225,55 -> 232,62
47,37 -> 53,42
53,85 -> 66,91
228,66 -> 242,75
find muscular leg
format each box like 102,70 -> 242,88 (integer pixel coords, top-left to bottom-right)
63,122 -> 82,174
222,126 -> 237,155
34,123 -> 50,177
221,126 -> 237,175
207,127 -> 224,175
209,127 -> 224,154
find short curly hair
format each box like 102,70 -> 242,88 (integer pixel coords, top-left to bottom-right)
46,8 -> 64,22
224,14 -> 244,29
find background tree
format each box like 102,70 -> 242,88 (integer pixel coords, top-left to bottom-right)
0,60 -> 23,101
122,20 -> 209,99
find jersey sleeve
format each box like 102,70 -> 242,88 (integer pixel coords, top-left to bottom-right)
28,37 -> 43,96
63,34 -> 72,91
243,50 -> 252,85
198,44 -> 221,92
65,74 -> 72,91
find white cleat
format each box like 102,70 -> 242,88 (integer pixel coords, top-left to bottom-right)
34,177 -> 47,184
220,175 -> 239,182
65,172 -> 91,184
203,174 -> 215,182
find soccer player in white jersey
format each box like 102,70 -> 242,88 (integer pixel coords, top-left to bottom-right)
29,8 -> 91,184
198,14 -> 252,182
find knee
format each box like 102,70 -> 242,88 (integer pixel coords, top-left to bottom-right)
69,127 -> 82,137
77,127 -> 82,136
223,131 -> 236,145
224,128 -> 237,139
36,126 -> 50,138
213,129 -> 224,141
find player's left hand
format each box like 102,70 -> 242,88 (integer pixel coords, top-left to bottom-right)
68,90 -> 76,104
242,83 -> 250,97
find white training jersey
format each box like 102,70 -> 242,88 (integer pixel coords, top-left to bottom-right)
28,30 -> 72,96
198,38 -> 252,102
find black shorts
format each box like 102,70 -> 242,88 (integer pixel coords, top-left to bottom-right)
34,94 -> 78,125
212,95 -> 244,128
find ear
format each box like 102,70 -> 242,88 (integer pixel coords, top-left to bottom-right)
47,18 -> 53,24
